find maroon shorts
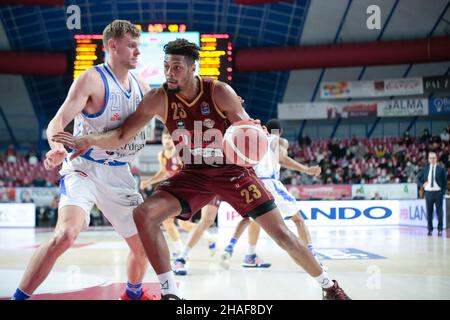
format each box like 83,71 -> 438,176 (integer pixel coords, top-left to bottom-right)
156,165 -> 275,220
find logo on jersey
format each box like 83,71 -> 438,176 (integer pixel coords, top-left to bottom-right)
74,170 -> 88,177
110,113 -> 122,121
203,118 -> 215,129
200,101 -> 210,115
105,151 -> 114,156
135,96 -> 141,106
177,120 -> 185,129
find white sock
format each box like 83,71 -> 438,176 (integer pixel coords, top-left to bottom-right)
181,246 -> 192,260
204,230 -> 214,242
314,271 -> 333,289
248,245 -> 256,255
158,271 -> 180,297
174,239 -> 183,253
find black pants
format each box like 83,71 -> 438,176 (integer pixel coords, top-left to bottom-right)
425,191 -> 444,232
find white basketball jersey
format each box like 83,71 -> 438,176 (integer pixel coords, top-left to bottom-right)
254,134 -> 281,180
73,63 -> 146,165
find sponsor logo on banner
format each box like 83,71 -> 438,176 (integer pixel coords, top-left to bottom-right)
287,185 -> 351,200
423,76 -> 450,94
384,78 -> 423,95
218,200 -> 399,227
327,102 -> 377,119
321,78 -> 423,99
399,199 -> 446,228
321,81 -> 350,98
428,97 -> 450,114
278,101 -> 377,120
377,99 -> 428,117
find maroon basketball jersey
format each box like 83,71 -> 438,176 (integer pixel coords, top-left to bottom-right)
162,76 -> 230,167
161,151 -> 182,177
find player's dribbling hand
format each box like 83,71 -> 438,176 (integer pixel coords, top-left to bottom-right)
52,131 -> 93,160
305,165 -> 321,177
247,118 -> 269,135
44,148 -> 67,170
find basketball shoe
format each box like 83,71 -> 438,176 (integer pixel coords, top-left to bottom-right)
322,280 -> 351,300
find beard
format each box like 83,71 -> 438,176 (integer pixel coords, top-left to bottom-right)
165,83 -> 182,94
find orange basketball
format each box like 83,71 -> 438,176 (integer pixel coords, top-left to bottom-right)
222,120 -> 268,167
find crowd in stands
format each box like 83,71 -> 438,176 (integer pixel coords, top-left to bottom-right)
282,125 -> 450,187
2,125 -> 450,191
0,144 -> 59,189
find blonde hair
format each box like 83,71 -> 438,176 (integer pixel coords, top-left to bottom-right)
102,20 -> 140,50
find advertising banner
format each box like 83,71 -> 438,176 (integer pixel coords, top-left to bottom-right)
321,78 -> 423,99
278,101 -> 377,120
383,78 -> 423,96
278,102 -> 327,120
351,183 -> 417,200
218,200 -> 399,227
423,76 -> 450,94
15,187 -> 59,207
377,98 -> 428,117
286,185 -> 351,200
428,97 -> 450,115
0,203 -> 36,227
399,199 -> 446,228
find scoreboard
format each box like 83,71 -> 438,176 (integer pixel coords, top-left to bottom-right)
73,24 -> 232,83
200,34 -> 232,82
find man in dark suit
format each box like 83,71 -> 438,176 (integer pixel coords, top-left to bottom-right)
416,152 -> 448,236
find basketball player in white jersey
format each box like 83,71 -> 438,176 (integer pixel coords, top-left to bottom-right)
220,119 -> 325,270
12,20 -> 157,300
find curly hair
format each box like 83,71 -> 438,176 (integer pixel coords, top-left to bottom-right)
163,38 -> 200,64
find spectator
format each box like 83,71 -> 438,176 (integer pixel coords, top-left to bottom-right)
27,151 -> 39,166
403,130 -> 413,146
303,134 -> 312,147
45,195 -> 59,227
353,189 -> 365,200
371,192 -> 383,200
440,126 -> 449,142
32,177 -> 47,187
20,190 -> 34,203
374,145 -> 385,158
393,141 -> 406,164
420,129 -> 431,144
0,192 -> 10,203
6,144 -> 17,163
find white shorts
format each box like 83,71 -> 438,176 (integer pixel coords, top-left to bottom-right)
58,157 -> 143,238
261,178 -> 299,218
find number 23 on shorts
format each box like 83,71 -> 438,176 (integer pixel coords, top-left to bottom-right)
240,184 -> 262,204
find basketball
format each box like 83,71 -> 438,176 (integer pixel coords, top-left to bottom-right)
222,120 -> 268,167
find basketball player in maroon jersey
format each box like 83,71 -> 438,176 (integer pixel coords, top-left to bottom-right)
140,128 -> 216,264
53,39 -> 350,300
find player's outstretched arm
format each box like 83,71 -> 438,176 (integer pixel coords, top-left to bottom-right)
53,88 -> 165,158
140,151 -> 169,189
278,138 -> 321,176
44,70 -> 98,169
